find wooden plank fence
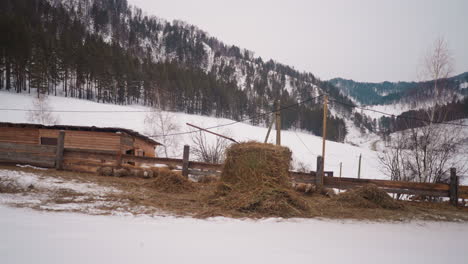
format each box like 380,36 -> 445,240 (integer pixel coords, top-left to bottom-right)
0,141 -> 466,205
0,142 -> 56,167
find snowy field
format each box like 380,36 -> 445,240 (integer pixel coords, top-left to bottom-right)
0,91 -> 383,179
1,205 -> 467,264
1,92 -> 468,263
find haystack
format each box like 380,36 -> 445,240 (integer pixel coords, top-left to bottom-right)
336,184 -> 402,209
212,142 -> 309,217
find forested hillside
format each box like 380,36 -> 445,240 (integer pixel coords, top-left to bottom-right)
330,72 -> 468,106
0,0 -> 355,141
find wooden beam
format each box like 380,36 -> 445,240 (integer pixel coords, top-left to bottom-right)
0,142 -> 56,153
55,130 -> 65,170
449,168 -> 459,206
182,145 -> 190,178
275,100 -> 281,146
264,116 -> 275,143
321,95 -> 328,183
316,156 -> 323,186
186,123 -> 238,143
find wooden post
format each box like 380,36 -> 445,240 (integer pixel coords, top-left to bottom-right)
275,100 -> 281,146
182,145 -> 190,178
321,95 -> 328,183
339,162 -> 342,178
186,123 -> 238,143
316,156 -> 323,186
55,130 -> 65,170
339,162 -> 342,193
264,116 -> 275,143
449,168 -> 459,206
357,154 -> 362,179
116,132 -> 122,168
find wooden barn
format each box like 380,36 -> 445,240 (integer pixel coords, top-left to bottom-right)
0,122 -> 161,157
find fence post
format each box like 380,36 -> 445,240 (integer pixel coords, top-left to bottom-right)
55,130 -> 65,170
449,168 -> 459,206
116,132 -> 122,168
316,156 -> 323,186
357,154 -> 362,179
182,145 -> 190,178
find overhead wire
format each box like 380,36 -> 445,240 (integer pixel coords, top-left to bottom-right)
146,94 -> 324,138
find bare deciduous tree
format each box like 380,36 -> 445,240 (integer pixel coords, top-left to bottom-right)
190,129 -> 231,164
379,123 -> 464,184
420,37 -> 455,121
144,108 -> 180,158
27,94 -> 59,125
379,38 -> 465,184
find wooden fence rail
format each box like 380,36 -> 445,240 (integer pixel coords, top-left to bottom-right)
1,142 -> 466,205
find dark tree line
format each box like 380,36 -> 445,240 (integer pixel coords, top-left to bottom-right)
378,97 -> 468,133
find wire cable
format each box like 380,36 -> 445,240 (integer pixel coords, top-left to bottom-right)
147,95 -> 324,138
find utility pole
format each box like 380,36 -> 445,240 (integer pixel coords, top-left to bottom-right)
275,100 -> 281,146
321,95 -> 328,183
357,154 -> 362,179
264,114 -> 275,143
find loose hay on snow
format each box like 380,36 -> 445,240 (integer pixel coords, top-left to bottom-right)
197,174 -> 220,184
210,142 -> 309,217
336,184 -> 403,209
146,169 -> 195,193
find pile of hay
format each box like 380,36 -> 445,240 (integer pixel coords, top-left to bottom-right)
336,184 -> 402,209
211,142 -> 309,217
145,168 -> 195,193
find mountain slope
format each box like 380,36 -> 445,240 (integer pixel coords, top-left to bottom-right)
330,72 -> 468,106
1,0 -> 355,141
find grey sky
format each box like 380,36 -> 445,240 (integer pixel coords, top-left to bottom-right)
128,0 -> 468,82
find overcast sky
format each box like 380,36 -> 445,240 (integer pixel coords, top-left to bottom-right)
128,0 -> 468,82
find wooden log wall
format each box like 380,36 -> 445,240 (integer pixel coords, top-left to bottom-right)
0,142 -> 56,167
0,127 -> 39,144
62,148 -> 119,173
459,186 -> 468,200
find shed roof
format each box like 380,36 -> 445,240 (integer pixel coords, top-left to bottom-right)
0,122 -> 161,146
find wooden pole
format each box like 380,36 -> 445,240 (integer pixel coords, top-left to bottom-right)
449,168 -> 459,206
321,95 -> 328,184
182,145 -> 190,178
275,100 -> 281,146
55,130 -> 65,170
264,115 -> 275,143
316,156 -> 323,186
357,154 -> 362,179
339,162 -> 342,178
339,162 -> 342,193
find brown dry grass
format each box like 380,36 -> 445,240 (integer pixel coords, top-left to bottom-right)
334,184 -> 403,209
145,169 -> 195,193
2,164 -> 468,221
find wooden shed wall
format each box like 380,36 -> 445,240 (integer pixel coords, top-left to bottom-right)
39,129 -> 121,152
134,137 -> 156,157
0,127 -> 39,145
0,126 -> 156,156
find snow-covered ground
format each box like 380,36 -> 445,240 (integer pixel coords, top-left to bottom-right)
0,205 -> 467,264
1,92 -> 468,263
0,168 -> 133,215
0,91 -> 383,179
